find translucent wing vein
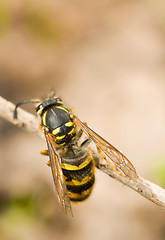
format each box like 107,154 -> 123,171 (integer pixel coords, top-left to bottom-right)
44,131 -> 73,217
74,116 -> 138,180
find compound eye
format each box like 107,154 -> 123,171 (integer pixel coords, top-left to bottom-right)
56,98 -> 63,105
36,104 -> 43,115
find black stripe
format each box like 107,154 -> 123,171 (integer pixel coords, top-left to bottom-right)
70,195 -> 90,202
70,187 -> 93,202
66,175 -> 95,193
55,125 -> 75,145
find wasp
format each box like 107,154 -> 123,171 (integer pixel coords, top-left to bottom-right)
14,92 -> 138,217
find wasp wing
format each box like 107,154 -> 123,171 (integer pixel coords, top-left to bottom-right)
44,131 -> 73,217
74,116 -> 138,181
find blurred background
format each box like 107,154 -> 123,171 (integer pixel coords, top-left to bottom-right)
0,0 -> 165,239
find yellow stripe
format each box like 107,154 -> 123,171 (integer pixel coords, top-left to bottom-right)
65,121 -> 73,127
56,135 -> 66,140
52,127 -> 61,135
42,111 -> 47,126
65,170 -> 94,186
59,142 -> 65,146
68,186 -> 93,200
57,100 -> 63,104
37,107 -> 43,116
56,106 -> 68,113
68,128 -> 74,135
61,156 -> 92,171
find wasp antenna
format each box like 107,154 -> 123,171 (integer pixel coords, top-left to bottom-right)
13,99 -> 40,119
49,88 -> 56,99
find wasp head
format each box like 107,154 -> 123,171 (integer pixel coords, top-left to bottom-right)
36,98 -> 63,116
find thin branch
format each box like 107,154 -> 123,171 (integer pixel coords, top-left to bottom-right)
97,164 -> 165,208
0,96 -> 165,208
0,96 -> 43,139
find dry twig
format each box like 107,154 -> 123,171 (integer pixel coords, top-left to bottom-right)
0,96 -> 165,208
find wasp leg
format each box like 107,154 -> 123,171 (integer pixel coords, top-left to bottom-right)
96,146 -> 126,177
40,150 -> 51,167
39,124 -> 43,131
40,150 -> 49,156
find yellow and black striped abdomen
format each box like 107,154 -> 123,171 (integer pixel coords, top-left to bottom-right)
61,149 -> 95,201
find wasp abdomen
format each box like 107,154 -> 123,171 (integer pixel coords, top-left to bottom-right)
61,150 -> 95,201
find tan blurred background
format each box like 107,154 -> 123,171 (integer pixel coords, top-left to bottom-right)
0,0 -> 165,240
